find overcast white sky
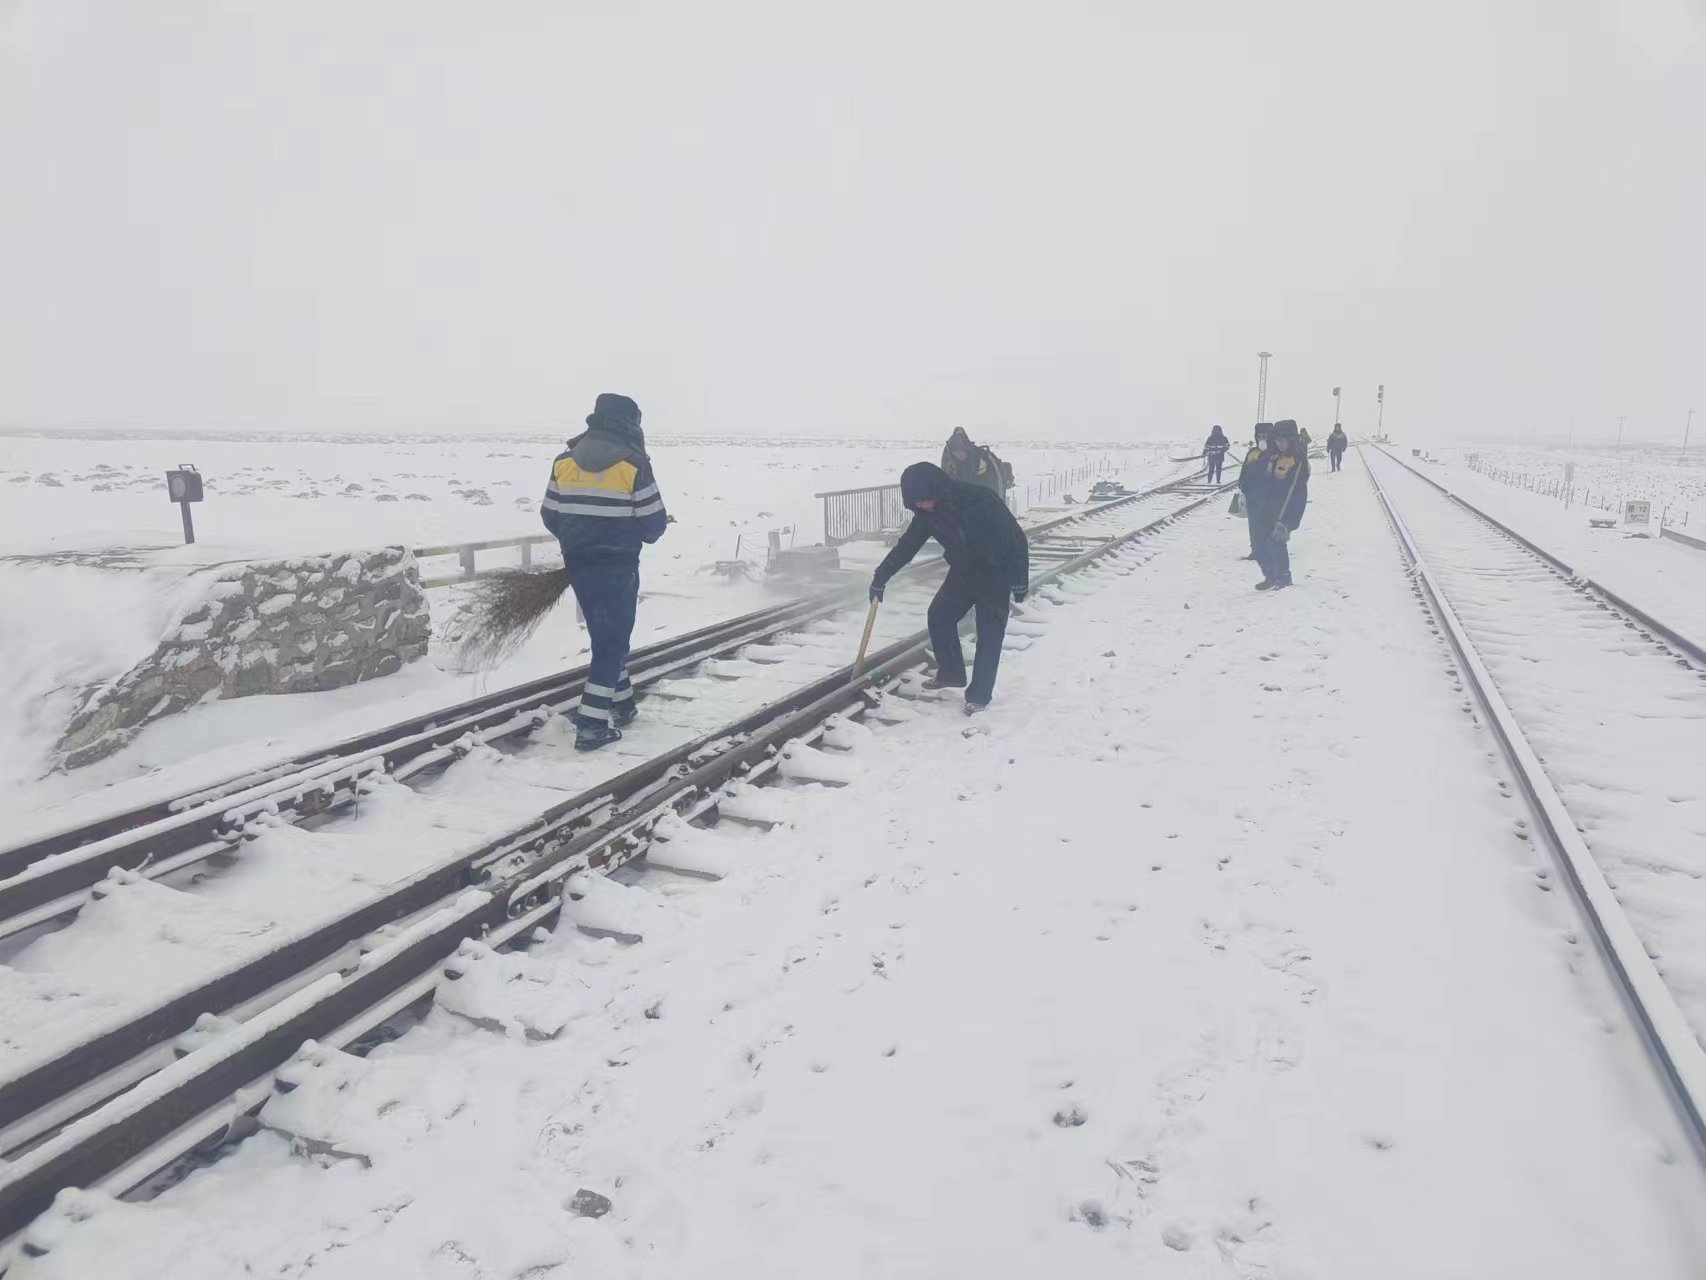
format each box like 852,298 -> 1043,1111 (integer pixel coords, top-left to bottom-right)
2,0 -> 1701,442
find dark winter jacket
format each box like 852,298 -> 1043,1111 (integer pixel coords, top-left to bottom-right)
873,462 -> 1028,593
1237,441 -> 1271,495
1327,428 -> 1348,455
941,431 -> 1006,493
1247,448 -> 1310,531
1204,428 -> 1230,461
540,411 -> 668,567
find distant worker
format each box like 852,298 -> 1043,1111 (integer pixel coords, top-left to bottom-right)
942,427 -> 989,484
541,393 -> 668,751
1299,426 -> 1313,455
941,427 -> 1012,495
1249,420 -> 1310,591
1203,425 -> 1231,484
870,462 -> 1029,715
1327,423 -> 1348,471
1236,423 -> 1274,560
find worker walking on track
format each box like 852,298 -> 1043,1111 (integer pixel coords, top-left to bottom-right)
1236,422 -> 1273,560
869,462 -> 1029,715
1248,419 -> 1310,591
541,393 -> 669,751
1203,425 -> 1230,484
1327,423 -> 1348,471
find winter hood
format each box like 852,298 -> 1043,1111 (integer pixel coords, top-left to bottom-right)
900,462 -> 954,509
570,393 -> 648,469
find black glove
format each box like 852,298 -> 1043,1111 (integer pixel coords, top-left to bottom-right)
870,579 -> 886,603
1012,584 -> 1029,604
1272,523 -> 1290,544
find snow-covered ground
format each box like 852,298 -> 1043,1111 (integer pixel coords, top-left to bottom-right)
15,451 -> 1703,1277
1444,442 -> 1706,530
0,433 -> 1192,832
0,494 -> 1188,1080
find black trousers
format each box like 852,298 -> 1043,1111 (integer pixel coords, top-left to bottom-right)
1207,456 -> 1224,483
1251,517 -> 1293,584
927,570 -> 1010,704
1330,450 -> 1344,472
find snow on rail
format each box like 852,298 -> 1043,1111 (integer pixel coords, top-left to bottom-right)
1366,447 -> 1706,1168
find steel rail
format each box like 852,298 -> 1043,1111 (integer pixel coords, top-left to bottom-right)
0,485 -> 1225,1244
1361,447 -> 1706,1173
0,481 -> 1200,937
1372,447 -> 1706,668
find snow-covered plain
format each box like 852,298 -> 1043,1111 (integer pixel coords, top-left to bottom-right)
12,450 -> 1703,1278
1445,442 -> 1706,530
0,432 -> 1188,830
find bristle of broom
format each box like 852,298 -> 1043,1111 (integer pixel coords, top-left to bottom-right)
453,568 -> 571,670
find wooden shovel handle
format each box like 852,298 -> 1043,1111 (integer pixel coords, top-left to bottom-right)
853,599 -> 880,677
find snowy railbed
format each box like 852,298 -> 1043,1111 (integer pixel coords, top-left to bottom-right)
0,488 -> 1197,1111
1367,448 -> 1706,1047
10,456 -> 1704,1277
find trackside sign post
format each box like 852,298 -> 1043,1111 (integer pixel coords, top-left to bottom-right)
166,463 -> 204,545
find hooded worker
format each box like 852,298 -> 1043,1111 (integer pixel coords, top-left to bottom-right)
540,393 -> 669,750
1327,424 -> 1348,471
940,428 -> 983,483
1247,419 -> 1310,590
1236,423 -> 1274,560
869,462 -> 1029,714
1203,425 -> 1230,484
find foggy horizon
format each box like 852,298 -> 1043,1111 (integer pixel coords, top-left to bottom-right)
3,0 -> 1702,444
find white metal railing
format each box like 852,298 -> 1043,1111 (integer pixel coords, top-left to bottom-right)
413,535 -> 560,588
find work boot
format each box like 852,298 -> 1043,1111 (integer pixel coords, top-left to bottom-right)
1254,579 -> 1277,591
963,698 -> 989,716
923,676 -> 967,692
1270,579 -> 1293,591
574,722 -> 623,752
612,702 -> 637,729
1241,553 -> 1258,561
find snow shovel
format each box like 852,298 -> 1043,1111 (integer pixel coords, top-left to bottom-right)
853,599 -> 880,677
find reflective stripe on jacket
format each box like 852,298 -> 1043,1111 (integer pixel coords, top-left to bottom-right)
540,447 -> 668,566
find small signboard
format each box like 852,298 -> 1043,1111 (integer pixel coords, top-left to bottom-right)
1623,499 -> 1651,529
165,463 -> 203,544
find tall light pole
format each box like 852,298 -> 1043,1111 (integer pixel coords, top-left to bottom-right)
1376,384 -> 1385,439
1684,408 -> 1695,463
1617,415 -> 1626,451
1332,385 -> 1342,425
1255,352 -> 1273,424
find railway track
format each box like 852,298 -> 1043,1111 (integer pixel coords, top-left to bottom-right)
1363,446 -> 1706,1168
0,483 -> 1189,942
0,474 -> 1226,1251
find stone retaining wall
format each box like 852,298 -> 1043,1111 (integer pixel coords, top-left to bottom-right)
59,546 -> 430,767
